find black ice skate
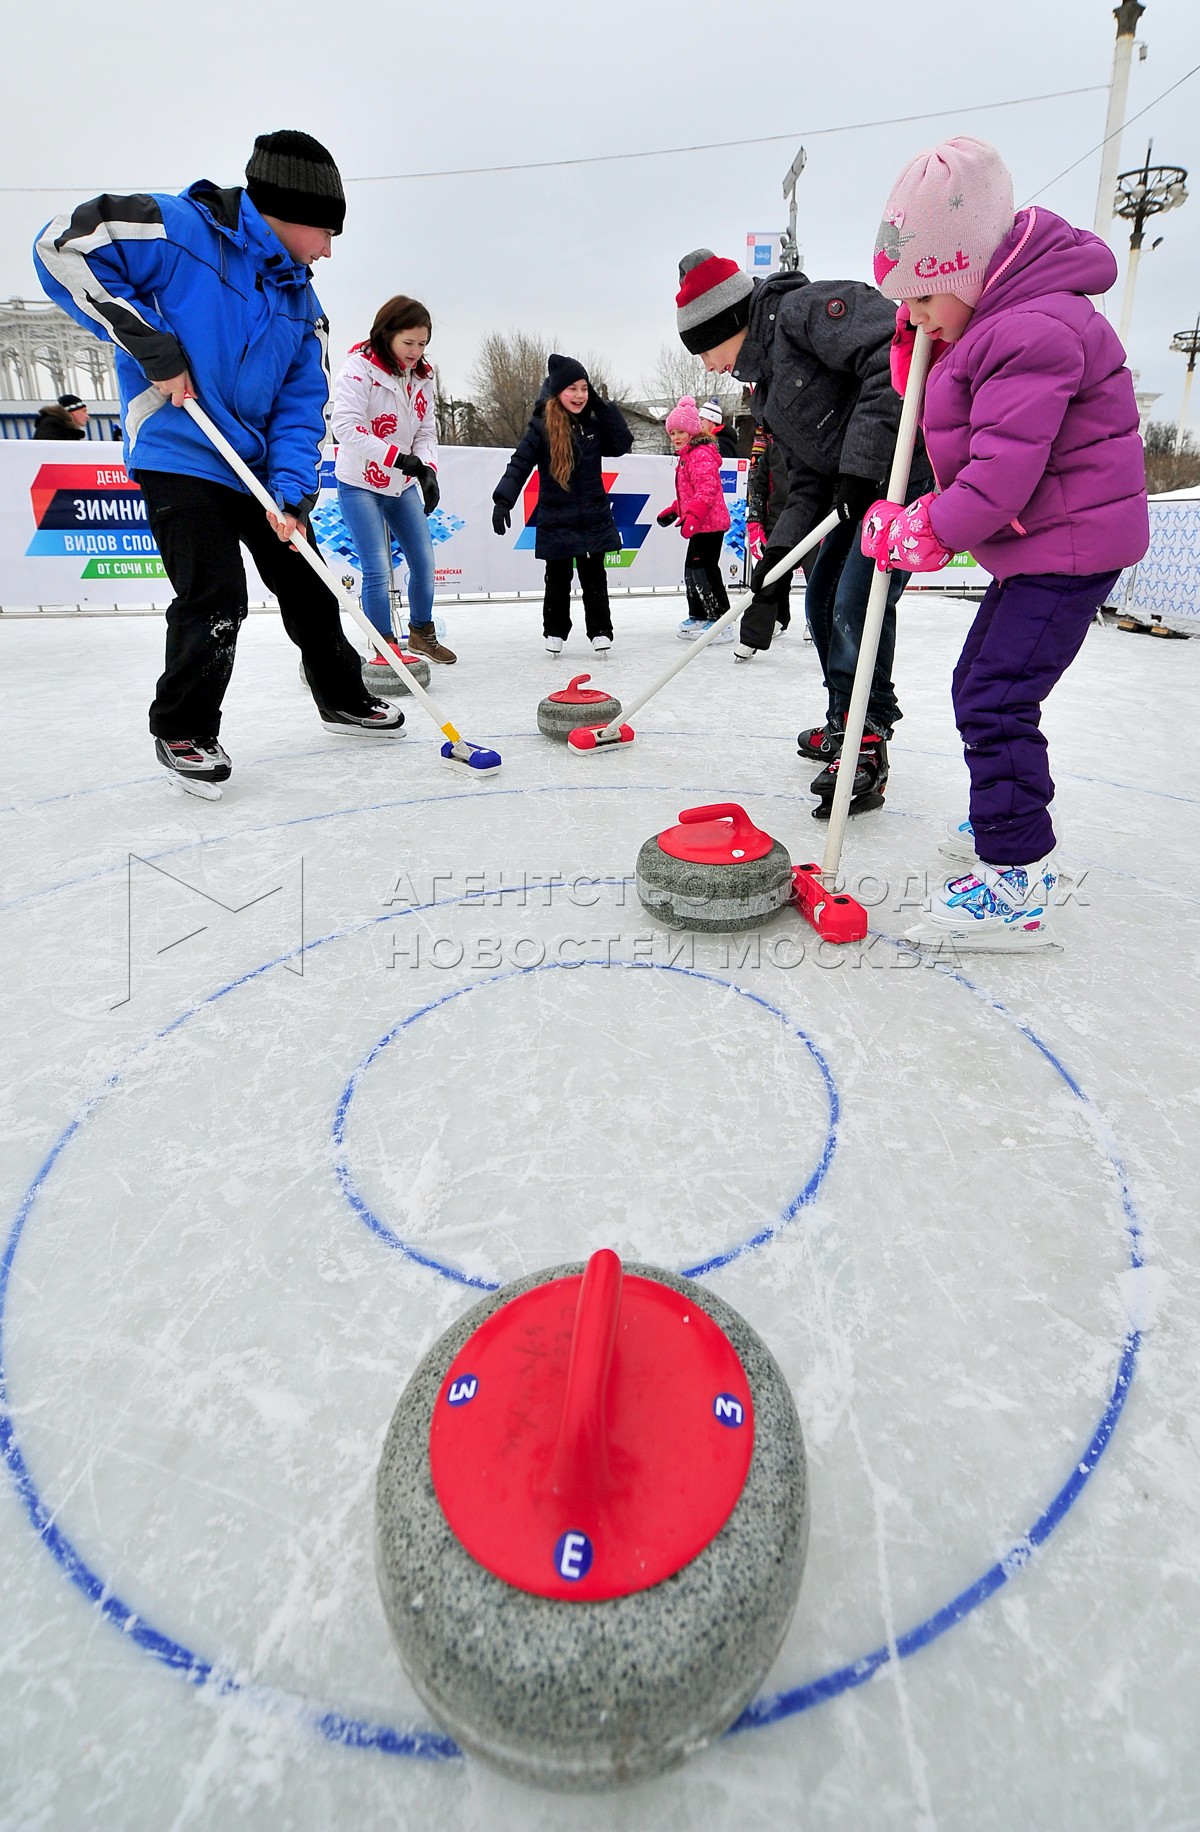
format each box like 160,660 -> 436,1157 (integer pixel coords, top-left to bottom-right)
155,736 -> 232,801
810,728 -> 889,821
797,717 -> 844,765
319,699 -> 406,736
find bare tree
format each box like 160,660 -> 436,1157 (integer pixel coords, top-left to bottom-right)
1143,421 -> 1200,495
463,332 -> 628,447
642,342 -> 741,418
468,331 -> 549,447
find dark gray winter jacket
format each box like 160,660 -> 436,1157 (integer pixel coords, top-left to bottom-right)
732,272 -> 929,552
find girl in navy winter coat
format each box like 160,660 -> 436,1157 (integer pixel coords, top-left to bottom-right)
492,354 -> 633,655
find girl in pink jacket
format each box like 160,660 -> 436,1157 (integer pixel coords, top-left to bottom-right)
657,396 -> 732,638
864,137 -> 1148,953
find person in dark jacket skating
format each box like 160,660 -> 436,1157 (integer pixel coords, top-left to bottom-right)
33,393 -> 88,440
674,248 -> 931,803
491,353 -> 633,655
34,130 -> 402,797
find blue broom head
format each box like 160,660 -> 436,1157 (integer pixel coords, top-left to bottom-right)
442,740 -> 502,772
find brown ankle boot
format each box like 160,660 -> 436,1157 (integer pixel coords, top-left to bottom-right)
406,623 -> 457,664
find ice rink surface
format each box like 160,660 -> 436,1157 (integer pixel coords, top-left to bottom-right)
1,590 -> 1198,1831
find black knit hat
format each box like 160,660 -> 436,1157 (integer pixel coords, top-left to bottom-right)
57,393 -> 86,411
546,353 -> 589,395
245,130 -> 346,234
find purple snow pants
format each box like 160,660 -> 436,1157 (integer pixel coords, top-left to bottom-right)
952,569 -> 1119,867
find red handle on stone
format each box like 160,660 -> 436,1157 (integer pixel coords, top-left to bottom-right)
566,674 -> 592,692
548,1248 -> 623,1500
677,803 -> 758,850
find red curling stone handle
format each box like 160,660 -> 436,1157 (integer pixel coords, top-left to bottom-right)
548,1247 -> 622,1500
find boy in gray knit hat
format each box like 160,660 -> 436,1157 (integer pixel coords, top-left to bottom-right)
34,130 -> 402,798
676,247 -> 931,802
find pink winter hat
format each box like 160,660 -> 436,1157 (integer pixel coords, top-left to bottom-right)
666,395 -> 702,435
873,137 -> 1016,306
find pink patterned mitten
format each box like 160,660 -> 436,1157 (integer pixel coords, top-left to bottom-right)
861,498 -> 905,565
883,493 -> 954,572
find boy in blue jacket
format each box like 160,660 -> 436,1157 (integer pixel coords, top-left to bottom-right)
34,130 -> 401,795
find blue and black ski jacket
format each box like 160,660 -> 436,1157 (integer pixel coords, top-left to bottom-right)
34,182 -> 330,514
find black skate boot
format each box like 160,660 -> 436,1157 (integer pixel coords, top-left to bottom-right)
155,736 -> 232,801
797,715 -> 844,765
810,724 -> 889,821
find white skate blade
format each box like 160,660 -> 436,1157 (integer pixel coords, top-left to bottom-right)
168,773 -> 223,801
904,917 -> 1061,955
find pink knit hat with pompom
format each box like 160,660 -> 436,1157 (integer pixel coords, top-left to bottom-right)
873,137 -> 1016,307
666,395 -> 702,435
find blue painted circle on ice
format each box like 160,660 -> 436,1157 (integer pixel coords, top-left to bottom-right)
0,887 -> 1146,1764
554,1531 -> 594,1582
331,958 -> 841,1289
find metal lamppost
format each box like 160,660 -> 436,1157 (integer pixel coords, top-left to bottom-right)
1114,143 -> 1188,343
1171,315 -> 1200,447
779,147 -> 806,273
1094,0 -> 1146,236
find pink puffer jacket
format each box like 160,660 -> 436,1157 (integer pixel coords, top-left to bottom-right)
663,437 -> 730,539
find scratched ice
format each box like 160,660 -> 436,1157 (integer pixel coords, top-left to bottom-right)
1,593 -> 1198,1831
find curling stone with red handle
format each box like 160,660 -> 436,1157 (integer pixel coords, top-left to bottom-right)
537,674 -> 624,741
375,1249 -> 808,1790
635,803 -> 793,933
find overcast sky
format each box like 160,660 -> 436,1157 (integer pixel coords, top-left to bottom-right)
3,0 -> 1198,425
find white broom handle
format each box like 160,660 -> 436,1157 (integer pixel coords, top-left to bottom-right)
818,329 -> 933,879
597,509 -> 840,735
181,397 -> 463,738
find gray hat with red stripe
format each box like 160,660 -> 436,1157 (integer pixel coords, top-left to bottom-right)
676,249 -> 754,355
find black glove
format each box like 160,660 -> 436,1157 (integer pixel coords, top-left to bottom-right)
657,507 -> 679,527
834,472 -> 883,525
492,502 -> 511,536
750,546 -> 791,595
395,452 -> 424,477
416,463 -> 440,516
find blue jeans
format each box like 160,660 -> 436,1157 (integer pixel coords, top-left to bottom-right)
804,516 -> 906,732
336,481 -> 435,638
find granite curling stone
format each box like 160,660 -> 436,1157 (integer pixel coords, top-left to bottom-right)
537,673 -> 623,741
361,647 -> 432,696
635,803 -> 793,933
375,1249 -> 808,1791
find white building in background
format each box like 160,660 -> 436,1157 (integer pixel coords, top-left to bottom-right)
0,298 -> 121,440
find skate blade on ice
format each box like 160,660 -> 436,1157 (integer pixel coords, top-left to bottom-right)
903,916 -> 1061,954
167,773 -> 223,801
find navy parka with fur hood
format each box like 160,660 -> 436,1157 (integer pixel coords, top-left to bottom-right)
492,384 -> 633,561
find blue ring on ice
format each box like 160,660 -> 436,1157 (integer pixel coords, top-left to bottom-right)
0,899 -> 1145,1764
331,958 -> 841,1290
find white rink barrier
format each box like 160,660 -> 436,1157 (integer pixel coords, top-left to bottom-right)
0,436 -> 985,610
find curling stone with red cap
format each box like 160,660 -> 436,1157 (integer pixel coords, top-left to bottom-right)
361,645 -> 432,697
375,1248 -> 808,1790
537,673 -> 625,741
635,803 -> 793,933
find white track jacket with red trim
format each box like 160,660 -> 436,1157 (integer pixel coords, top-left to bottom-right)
331,344 -> 439,498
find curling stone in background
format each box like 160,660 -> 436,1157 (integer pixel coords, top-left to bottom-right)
635,803 -> 793,933
537,674 -> 624,742
375,1248 -> 808,1791
361,644 -> 432,697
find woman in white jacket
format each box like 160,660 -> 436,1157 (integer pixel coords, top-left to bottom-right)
331,295 -> 454,664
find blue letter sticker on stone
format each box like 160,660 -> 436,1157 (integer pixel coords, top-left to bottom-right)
554,1531 -> 594,1582
446,1375 -> 478,1407
713,1393 -> 745,1427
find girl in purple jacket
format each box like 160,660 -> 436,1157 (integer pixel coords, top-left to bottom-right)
657,396 -> 732,638
865,136 -> 1149,952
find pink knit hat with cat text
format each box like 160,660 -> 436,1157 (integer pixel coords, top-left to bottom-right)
873,137 -> 1016,307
